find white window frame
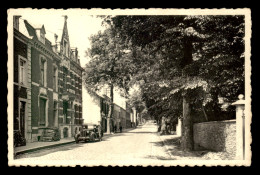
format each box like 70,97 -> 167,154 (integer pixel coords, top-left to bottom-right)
18,55 -> 27,86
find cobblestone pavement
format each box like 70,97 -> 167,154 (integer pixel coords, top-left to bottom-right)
15,122 -> 178,166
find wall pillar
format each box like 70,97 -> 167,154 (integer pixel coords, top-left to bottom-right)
232,94 -> 245,160
176,118 -> 182,136
133,107 -> 137,127
26,43 -> 32,142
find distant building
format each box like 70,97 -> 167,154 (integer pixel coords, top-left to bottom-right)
82,87 -> 133,133
13,15 -> 83,143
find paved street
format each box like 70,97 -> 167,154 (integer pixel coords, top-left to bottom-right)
15,122 -> 177,166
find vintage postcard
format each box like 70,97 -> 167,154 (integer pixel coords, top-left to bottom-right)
7,8 -> 252,167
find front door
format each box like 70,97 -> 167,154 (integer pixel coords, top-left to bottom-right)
19,101 -> 26,138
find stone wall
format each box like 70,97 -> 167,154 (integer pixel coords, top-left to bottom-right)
193,120 -> 236,157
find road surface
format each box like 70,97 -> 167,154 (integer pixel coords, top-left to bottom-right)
15,122 -> 176,166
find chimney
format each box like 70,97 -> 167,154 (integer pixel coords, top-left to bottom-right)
13,15 -> 21,30
75,48 -> 78,59
54,34 -> 58,43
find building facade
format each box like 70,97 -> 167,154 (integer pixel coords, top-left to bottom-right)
82,87 -> 133,133
13,15 -> 83,143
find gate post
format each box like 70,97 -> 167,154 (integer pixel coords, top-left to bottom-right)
176,118 -> 182,136
232,94 -> 245,160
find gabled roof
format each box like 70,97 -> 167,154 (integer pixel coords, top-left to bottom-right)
19,18 -> 34,39
18,18 -> 33,39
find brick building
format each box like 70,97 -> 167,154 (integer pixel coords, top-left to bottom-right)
13,15 -> 83,143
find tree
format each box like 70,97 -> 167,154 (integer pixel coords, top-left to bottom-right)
84,28 -> 132,134
103,15 -> 245,150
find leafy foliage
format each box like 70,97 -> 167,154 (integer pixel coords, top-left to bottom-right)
84,15 -> 245,125
84,28 -> 132,93
106,15 -> 245,122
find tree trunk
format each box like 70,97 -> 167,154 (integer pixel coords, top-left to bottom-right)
106,84 -> 114,134
181,95 -> 193,151
181,37 -> 194,151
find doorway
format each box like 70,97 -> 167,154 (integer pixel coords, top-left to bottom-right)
19,101 -> 26,138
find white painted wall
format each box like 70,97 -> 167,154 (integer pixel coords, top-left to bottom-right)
82,85 -> 128,125
114,88 -> 127,110
82,87 -> 101,125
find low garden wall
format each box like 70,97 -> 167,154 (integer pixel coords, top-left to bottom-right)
193,120 -> 236,156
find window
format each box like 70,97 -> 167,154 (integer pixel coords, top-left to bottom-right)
63,101 -> 68,124
19,59 -> 26,85
63,73 -> 66,90
39,98 -> 46,126
40,58 -> 46,86
74,105 -> 78,124
63,67 -> 67,91
53,67 -> 57,91
53,101 -> 58,127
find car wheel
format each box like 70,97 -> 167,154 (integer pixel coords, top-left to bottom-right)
90,134 -> 94,142
75,138 -> 79,143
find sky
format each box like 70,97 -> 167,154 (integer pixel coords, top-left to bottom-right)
20,10 -> 106,67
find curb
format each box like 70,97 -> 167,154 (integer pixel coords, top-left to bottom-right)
15,140 -> 75,156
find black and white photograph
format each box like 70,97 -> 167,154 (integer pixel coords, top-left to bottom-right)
7,8 -> 252,166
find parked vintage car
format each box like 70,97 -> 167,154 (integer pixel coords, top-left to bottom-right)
40,127 -> 60,142
74,123 -> 102,143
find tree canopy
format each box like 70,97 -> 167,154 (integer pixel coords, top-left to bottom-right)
84,15 -> 245,148
103,15 -> 245,121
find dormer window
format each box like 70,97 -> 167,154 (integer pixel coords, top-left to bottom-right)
36,25 -> 46,44
40,31 -> 45,44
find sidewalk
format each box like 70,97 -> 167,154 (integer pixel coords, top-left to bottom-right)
158,133 -> 208,160
158,133 -> 235,160
14,137 -> 75,156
